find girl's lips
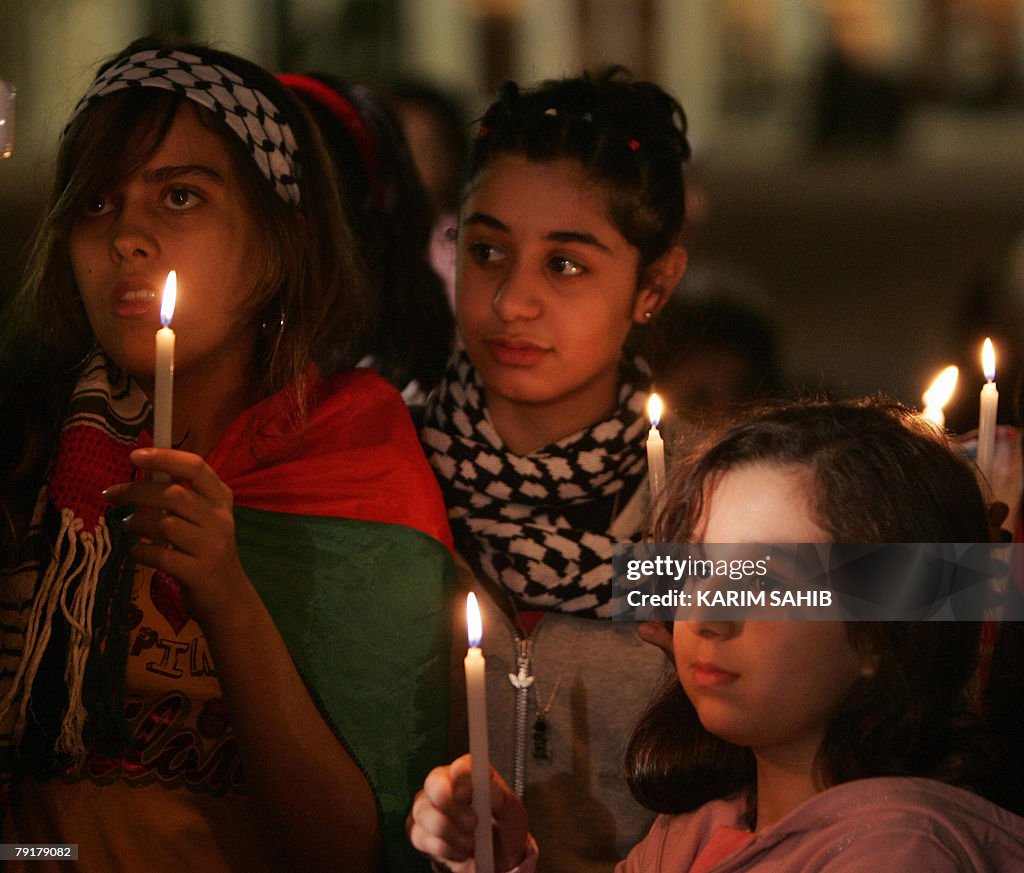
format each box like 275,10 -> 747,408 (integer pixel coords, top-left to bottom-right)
486,338 -> 551,367
691,661 -> 739,688
112,283 -> 159,320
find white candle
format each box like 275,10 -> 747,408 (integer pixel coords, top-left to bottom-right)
922,365 -> 958,429
646,393 -> 666,502
153,271 -> 177,449
977,338 -> 998,482
464,593 -> 493,873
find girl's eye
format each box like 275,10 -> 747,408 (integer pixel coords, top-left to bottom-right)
82,195 -> 113,217
758,575 -> 788,594
469,241 -> 506,264
164,187 -> 201,210
549,256 -> 584,276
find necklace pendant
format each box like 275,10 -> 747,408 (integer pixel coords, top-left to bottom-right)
532,713 -> 550,760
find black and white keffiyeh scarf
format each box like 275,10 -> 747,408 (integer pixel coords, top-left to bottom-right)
421,351 -> 651,618
62,48 -> 301,205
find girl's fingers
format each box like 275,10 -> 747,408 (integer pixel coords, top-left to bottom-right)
447,753 -> 474,799
122,510 -> 202,556
129,448 -> 232,505
129,540 -> 194,580
488,769 -> 531,870
422,760 -> 476,831
103,450 -> 233,530
409,790 -> 474,860
638,620 -> 674,657
104,481 -> 207,532
414,757 -> 530,871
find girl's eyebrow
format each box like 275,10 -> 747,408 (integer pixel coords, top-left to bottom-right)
545,229 -> 611,252
462,211 -> 612,252
462,211 -> 508,232
141,164 -> 224,184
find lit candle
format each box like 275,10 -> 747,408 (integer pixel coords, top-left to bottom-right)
153,271 -> 177,449
465,593 -> 494,873
977,338 -> 998,482
646,393 -> 666,502
922,365 -> 958,429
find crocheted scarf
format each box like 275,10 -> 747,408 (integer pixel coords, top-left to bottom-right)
0,351 -> 147,769
421,350 -> 650,618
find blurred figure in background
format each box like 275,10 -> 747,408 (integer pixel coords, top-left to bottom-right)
281,73 -> 456,413
647,275 -> 784,441
391,80 -> 471,312
652,118 -> 785,439
811,0 -> 908,153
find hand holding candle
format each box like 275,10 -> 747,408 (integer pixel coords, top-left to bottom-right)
464,593 -> 494,873
977,338 -> 998,482
153,271 -> 177,449
922,365 -> 958,429
646,393 -> 666,502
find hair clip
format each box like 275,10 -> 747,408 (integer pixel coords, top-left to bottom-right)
628,139 -> 641,152
581,112 -> 593,123
544,107 -> 558,117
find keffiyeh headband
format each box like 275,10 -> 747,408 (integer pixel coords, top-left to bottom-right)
62,48 -> 301,205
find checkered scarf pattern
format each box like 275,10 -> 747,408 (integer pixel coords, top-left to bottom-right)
421,351 -> 650,617
62,48 -> 301,205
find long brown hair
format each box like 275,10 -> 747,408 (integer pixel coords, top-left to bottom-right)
626,397 -> 997,814
0,36 -> 370,536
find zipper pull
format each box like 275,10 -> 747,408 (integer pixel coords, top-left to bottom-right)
508,637 -> 534,689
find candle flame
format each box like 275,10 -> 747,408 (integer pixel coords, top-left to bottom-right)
466,592 -> 482,648
982,338 -> 996,383
647,393 -> 663,428
922,365 -> 958,421
160,271 -> 177,327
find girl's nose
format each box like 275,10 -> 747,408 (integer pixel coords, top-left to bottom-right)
110,205 -> 157,264
491,264 -> 541,321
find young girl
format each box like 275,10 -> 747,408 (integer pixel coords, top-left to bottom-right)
0,37 -> 453,872
419,70 -> 689,869
410,399 -> 1024,871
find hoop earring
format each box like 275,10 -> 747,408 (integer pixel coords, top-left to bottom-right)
261,301 -> 286,334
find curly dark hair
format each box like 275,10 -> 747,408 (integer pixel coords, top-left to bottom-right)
625,397 -> 1000,814
467,67 -> 691,278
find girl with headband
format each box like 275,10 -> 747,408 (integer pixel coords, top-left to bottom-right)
418,69 -> 690,870
0,36 -> 453,872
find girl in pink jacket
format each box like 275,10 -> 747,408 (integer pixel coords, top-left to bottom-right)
410,398 -> 1024,872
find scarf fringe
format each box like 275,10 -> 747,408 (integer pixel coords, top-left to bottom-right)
0,508 -> 109,768
57,516 -> 110,765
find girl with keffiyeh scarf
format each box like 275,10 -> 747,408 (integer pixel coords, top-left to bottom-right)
0,37 -> 453,873
417,70 -> 691,872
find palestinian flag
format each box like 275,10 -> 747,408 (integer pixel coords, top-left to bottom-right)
207,368 -> 456,872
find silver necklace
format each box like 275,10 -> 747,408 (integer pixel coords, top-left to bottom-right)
507,623 -> 582,800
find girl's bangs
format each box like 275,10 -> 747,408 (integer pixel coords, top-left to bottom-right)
56,92 -> 182,221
